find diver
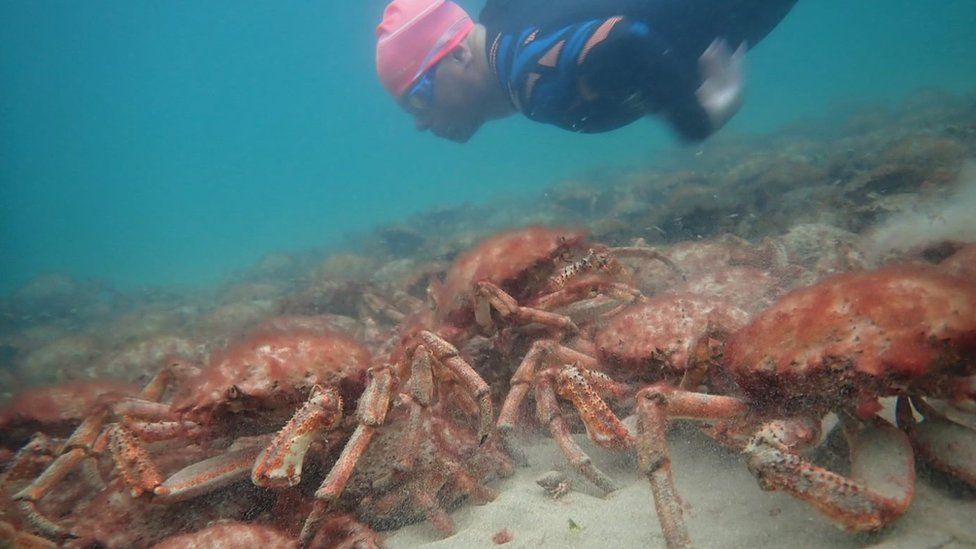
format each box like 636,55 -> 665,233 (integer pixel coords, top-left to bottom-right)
375,0 -> 798,143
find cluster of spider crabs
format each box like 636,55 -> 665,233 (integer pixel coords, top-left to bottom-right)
1,226 -> 974,547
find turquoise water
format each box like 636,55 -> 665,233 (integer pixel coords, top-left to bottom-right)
2,0 -> 974,294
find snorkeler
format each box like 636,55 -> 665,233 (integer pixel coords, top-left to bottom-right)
375,0 -> 798,143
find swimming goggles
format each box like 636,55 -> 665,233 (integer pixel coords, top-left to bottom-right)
399,15 -> 472,115
401,62 -> 439,114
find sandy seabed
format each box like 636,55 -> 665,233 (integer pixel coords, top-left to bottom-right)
386,427 -> 976,549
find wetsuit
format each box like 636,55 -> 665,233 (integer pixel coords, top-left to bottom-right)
479,0 -> 798,139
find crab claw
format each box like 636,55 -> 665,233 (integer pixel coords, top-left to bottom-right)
746,416 -> 915,532
251,388 -> 343,489
154,444 -> 264,503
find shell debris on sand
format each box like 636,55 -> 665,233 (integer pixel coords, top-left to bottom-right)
536,470 -> 573,500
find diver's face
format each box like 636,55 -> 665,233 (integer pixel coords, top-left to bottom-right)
401,47 -> 484,143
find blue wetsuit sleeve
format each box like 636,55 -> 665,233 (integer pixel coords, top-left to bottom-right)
580,18 -> 714,140
493,16 -> 715,137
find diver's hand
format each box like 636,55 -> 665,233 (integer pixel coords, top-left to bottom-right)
696,38 -> 746,131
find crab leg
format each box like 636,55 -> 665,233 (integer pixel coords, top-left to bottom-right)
0,520 -> 57,549
107,423 -> 165,497
746,416 -> 914,532
361,414 -> 501,539
474,281 -> 580,334
13,448 -> 90,537
93,395 -> 204,443
410,461 -> 456,535
396,345 -> 435,472
498,340 -> 630,467
498,340 -> 625,434
13,368 -> 170,537
495,341 -> 547,465
530,360 -> 639,493
532,279 -> 642,312
111,397 -> 175,418
636,389 -> 691,549
441,453 -> 499,505
155,443 -> 265,503
897,396 -> 976,486
406,452 -> 498,537
104,370 -> 197,499
635,385 -> 751,549
419,330 -> 493,444
535,376 -> 617,493
123,418 -> 203,442
437,377 -> 481,418
361,291 -> 407,323
555,364 -> 635,452
300,367 -> 393,547
12,403 -> 155,536
0,434 -> 56,489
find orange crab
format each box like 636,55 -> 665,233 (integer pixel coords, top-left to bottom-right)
149,517 -> 382,549
388,226 -> 626,448
295,225 -> 651,543
358,226 -> 650,445
0,380 -> 144,535
637,263 -> 976,547
421,224 -> 674,416
0,380 -> 138,485
8,320 -> 376,539
283,225 -> 671,541
494,292 -> 753,492
430,226 -> 642,331
493,235 -> 788,493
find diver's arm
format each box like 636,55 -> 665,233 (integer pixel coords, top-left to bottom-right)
662,91 -> 714,141
660,38 -> 746,140
695,38 -> 746,132
576,18 -> 719,141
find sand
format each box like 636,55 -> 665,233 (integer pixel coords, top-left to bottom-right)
385,426 -> 976,549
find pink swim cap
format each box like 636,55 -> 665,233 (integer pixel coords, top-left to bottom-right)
376,0 -> 475,97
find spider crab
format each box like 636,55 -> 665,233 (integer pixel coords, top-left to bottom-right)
150,516 -> 382,549
637,263 -> 976,547
298,225 -> 671,543
8,316 -> 470,545
423,224 -> 684,395
427,226 -> 657,332
0,380 -> 138,485
402,225 -> 645,429
495,235 -> 788,492
8,318 -> 376,541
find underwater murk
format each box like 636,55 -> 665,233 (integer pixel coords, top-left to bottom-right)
2,90 -> 976,548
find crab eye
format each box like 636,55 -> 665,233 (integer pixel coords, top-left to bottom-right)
226,385 -> 241,400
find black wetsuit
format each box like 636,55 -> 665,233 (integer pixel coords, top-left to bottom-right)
479,0 -> 797,140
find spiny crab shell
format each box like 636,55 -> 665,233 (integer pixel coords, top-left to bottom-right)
431,226 -> 588,326
725,264 -> 976,417
629,235 -> 775,294
171,325 -> 372,424
0,380 -> 136,447
151,521 -> 296,549
595,294 -> 751,381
